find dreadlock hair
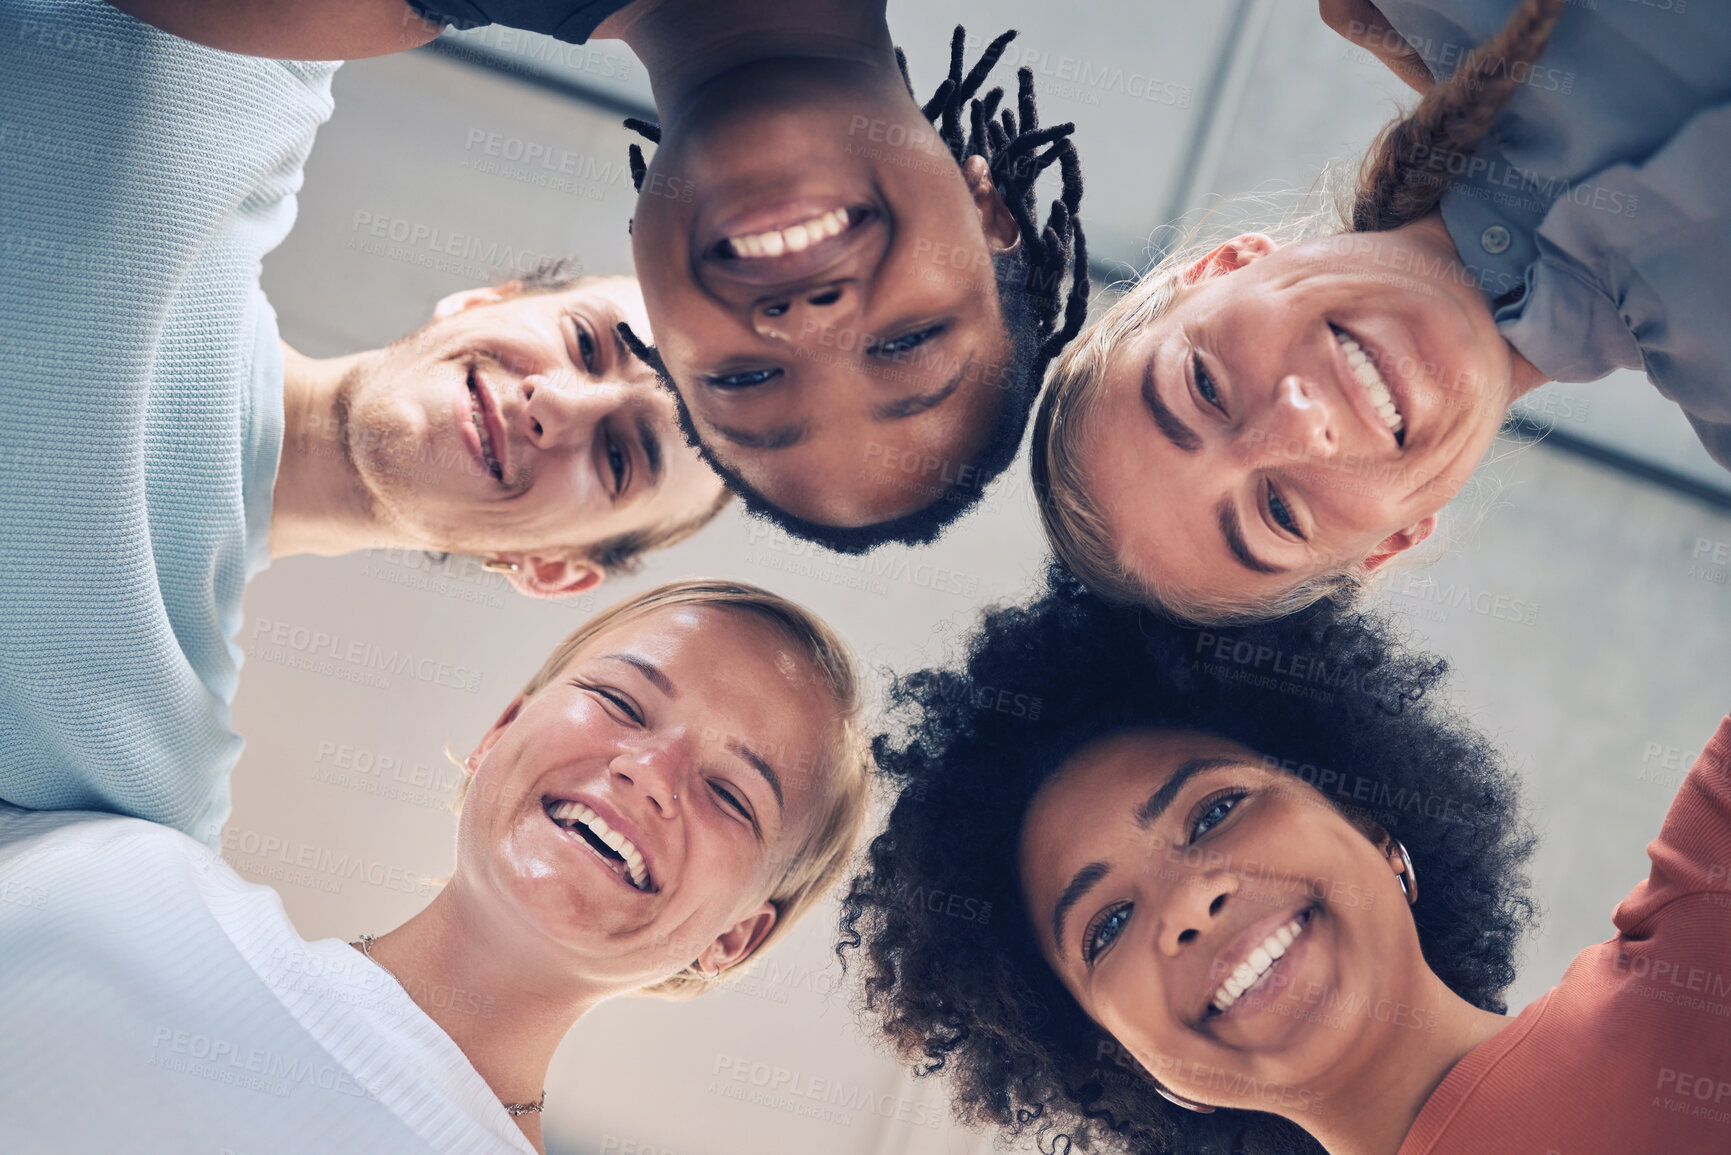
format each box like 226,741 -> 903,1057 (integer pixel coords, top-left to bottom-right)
1033,0 -> 1565,622
619,26 -> 1088,553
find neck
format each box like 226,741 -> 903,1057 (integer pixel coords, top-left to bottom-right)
359,885 -> 616,1154
273,342 -> 414,558
1405,212 -> 1550,403
1296,973 -> 1510,1155
597,0 -> 891,117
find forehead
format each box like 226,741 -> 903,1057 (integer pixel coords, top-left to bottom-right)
569,603 -> 815,686
1019,729 -> 1281,890
1028,730 -> 1247,828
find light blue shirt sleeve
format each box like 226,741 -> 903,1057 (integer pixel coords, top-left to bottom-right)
0,1 -> 335,845
1380,0 -> 1731,470
1503,103 -> 1731,471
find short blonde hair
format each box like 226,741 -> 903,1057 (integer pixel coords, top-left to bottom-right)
1031,207 -> 1362,625
511,578 -> 871,1000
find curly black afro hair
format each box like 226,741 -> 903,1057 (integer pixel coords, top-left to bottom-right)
619,27 -> 1088,553
837,566 -> 1538,1155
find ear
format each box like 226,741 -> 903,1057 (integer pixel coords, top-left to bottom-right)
696,901 -> 779,976
498,554 -> 605,599
433,284 -> 515,321
1341,809 -> 1404,869
1182,233 -> 1277,286
469,696 -> 527,770
962,155 -> 1021,254
1360,514 -> 1437,573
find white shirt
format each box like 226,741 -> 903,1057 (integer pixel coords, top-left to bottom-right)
0,805 -> 537,1155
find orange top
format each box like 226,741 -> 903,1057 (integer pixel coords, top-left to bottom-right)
1400,716 -> 1731,1155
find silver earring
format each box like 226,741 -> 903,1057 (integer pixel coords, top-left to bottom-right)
1154,1081 -> 1215,1114
481,559 -> 519,575
1394,839 -> 1418,906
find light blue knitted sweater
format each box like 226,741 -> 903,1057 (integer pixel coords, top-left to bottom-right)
0,1 -> 338,846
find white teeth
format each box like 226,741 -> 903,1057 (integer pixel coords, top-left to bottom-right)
1210,917 -> 1306,1014
547,800 -> 650,890
726,208 -> 851,259
1332,329 -> 1405,435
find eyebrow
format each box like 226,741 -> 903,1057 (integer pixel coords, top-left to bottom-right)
869,355 -> 971,422
710,420 -> 811,451
1216,498 -> 1283,575
1051,861 -> 1110,957
1142,352 -> 1201,454
601,653 -> 675,696
727,739 -> 785,813
1050,755 -> 1246,957
1134,756 -> 1243,830
634,412 -> 664,487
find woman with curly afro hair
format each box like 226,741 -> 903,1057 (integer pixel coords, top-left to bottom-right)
838,567 -> 1550,1155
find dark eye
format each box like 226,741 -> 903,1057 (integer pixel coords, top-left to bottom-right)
603,429 -> 630,496
1083,902 -> 1132,966
870,324 -> 944,358
1189,789 -> 1247,842
575,323 -> 597,374
1194,354 -> 1225,413
573,681 -> 642,724
1267,484 -> 1301,536
704,368 -> 781,390
709,780 -> 752,822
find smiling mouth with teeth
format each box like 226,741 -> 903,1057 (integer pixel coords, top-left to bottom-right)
545,798 -> 653,892
1208,910 -> 1311,1015
723,207 -> 856,259
466,367 -> 503,483
1330,325 -> 1405,444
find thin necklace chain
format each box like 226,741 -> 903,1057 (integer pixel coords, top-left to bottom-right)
352,933 -> 546,1117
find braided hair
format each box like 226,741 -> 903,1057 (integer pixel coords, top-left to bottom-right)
619,26 -> 1088,553
1351,0 -> 1565,233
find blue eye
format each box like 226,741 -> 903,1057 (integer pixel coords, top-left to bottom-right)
1190,790 -> 1246,841
1194,355 -> 1224,413
1083,903 -> 1132,965
1267,485 -> 1300,535
705,368 -> 781,390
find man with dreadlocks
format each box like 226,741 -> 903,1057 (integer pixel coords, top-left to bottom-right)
604,3 -> 1089,552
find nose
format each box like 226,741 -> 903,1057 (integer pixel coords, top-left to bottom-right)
1155,868 -> 1240,958
751,281 -> 860,342
1238,373 -> 1335,465
608,732 -> 691,818
520,371 -> 626,450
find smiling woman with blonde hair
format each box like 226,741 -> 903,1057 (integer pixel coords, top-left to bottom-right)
0,580 -> 869,1154
1034,0 -> 1731,624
